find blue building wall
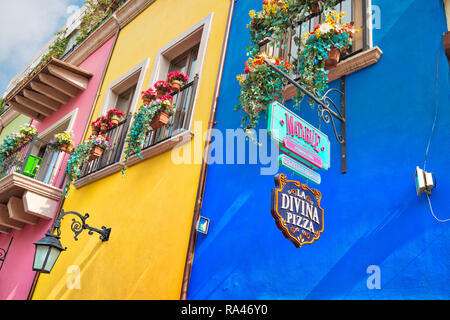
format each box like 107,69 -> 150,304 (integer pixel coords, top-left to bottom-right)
188,0 -> 450,299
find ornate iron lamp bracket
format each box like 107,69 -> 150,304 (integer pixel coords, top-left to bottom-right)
0,237 -> 13,271
50,210 -> 111,242
264,59 -> 347,173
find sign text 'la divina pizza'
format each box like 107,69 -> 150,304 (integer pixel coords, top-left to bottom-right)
271,174 -> 325,248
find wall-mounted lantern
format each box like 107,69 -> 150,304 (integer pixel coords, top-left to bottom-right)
32,210 -> 111,274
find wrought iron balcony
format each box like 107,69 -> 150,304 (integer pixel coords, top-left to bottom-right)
77,75 -> 199,180
0,136 -> 70,234
0,136 -> 69,188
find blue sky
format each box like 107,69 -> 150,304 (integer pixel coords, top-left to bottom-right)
0,0 -> 86,99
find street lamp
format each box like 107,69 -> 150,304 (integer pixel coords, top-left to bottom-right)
33,210 -> 111,274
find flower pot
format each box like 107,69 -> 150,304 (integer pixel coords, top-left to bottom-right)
110,115 -> 121,126
25,135 -> 33,141
311,1 -> 323,14
156,90 -> 167,99
143,97 -> 152,105
150,111 -> 171,130
60,144 -> 68,152
100,123 -> 109,133
170,80 -> 183,92
92,128 -> 100,136
325,47 -> 341,69
89,146 -> 104,161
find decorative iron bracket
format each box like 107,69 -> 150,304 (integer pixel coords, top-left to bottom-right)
50,210 -> 111,242
264,59 -> 347,173
0,237 -> 13,271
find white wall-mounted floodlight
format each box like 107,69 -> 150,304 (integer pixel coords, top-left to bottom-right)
415,166 -> 436,196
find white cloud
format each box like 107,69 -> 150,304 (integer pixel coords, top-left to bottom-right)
0,0 -> 81,93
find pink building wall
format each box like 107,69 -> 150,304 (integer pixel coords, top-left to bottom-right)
0,35 -> 115,300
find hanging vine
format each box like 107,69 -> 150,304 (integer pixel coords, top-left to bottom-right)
237,0 -> 357,130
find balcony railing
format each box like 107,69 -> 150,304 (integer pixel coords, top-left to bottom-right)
143,75 -> 198,149
260,0 -> 368,67
77,75 -> 199,179
0,136 -> 70,189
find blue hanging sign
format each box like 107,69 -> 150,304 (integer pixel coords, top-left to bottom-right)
271,174 -> 324,248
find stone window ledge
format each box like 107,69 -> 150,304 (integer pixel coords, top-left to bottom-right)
73,130 -> 194,189
283,46 -> 383,101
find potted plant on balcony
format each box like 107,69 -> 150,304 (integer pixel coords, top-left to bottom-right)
2,134 -> 20,156
167,71 -> 189,92
121,95 -> 174,176
64,138 -> 96,196
19,124 -> 37,142
107,108 -> 125,127
153,80 -> 172,98
150,95 -> 176,130
297,11 -> 358,97
98,116 -> 111,133
88,134 -> 110,161
91,118 -> 102,136
141,88 -> 157,105
236,52 -> 292,130
49,131 -> 74,153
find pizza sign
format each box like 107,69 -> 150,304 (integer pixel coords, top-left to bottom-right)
271,174 -> 324,248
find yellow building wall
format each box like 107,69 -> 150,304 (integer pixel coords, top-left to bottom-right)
445,0 -> 450,30
32,0 -> 229,300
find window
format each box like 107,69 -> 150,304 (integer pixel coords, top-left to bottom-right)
74,15 -> 214,185
115,85 -> 137,115
146,45 -> 200,147
260,0 -> 371,67
77,59 -> 149,178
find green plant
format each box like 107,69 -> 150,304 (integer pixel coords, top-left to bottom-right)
236,53 -> 292,130
49,131 -> 74,152
19,124 -> 37,138
121,105 -> 158,175
75,0 -> 114,45
238,0 -> 349,129
63,139 -> 95,196
121,96 -> 175,175
34,30 -> 69,71
297,11 -> 358,98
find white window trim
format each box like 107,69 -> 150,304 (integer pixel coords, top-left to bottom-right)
99,58 -> 150,117
38,108 -> 79,139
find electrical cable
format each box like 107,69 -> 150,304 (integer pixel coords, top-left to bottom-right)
422,48 -> 449,222
426,193 -> 450,222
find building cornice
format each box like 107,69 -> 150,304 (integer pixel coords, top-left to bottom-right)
65,0 -> 156,67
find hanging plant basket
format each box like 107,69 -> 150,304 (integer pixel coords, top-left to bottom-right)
150,111 -> 171,130
325,47 -> 341,69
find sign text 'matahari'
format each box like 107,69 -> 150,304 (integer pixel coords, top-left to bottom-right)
268,101 -> 330,171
